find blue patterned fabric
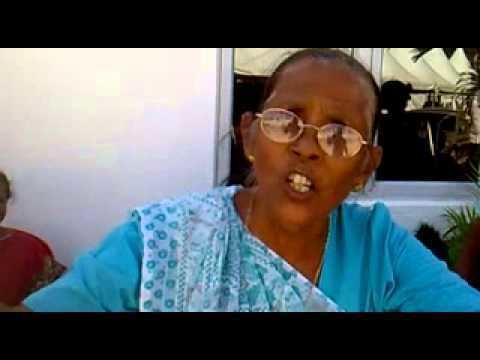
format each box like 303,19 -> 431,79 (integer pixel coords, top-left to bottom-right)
135,186 -> 341,312
25,186 -> 480,312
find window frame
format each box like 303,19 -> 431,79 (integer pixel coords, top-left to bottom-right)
214,48 -> 234,186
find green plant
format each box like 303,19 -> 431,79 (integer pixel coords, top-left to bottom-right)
411,48 -> 480,265
456,54 -> 479,94
415,222 -> 449,264
443,161 -> 480,265
455,54 -> 479,119
443,206 -> 480,265
457,71 -> 479,95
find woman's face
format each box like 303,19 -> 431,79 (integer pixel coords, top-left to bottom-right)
242,59 -> 382,225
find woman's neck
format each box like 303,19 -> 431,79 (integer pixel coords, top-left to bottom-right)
254,197 -> 329,258
236,188 -> 330,278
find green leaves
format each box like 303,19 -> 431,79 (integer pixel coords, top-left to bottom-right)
456,53 -> 479,96
443,162 -> 480,265
456,70 -> 479,95
443,206 -> 479,265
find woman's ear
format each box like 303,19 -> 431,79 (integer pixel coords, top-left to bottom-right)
369,145 -> 383,174
354,145 -> 383,188
240,111 -> 257,160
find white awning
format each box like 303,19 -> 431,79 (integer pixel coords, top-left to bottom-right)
385,48 -> 474,91
383,49 -> 427,87
450,48 -> 475,74
234,48 -> 305,76
422,48 -> 459,86
234,48 -> 475,92
388,48 -> 452,90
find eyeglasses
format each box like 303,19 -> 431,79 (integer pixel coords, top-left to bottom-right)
256,108 -> 368,158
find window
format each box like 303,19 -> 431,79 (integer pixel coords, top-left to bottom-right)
215,48 -> 480,232
377,48 -> 480,182
219,48 -> 480,186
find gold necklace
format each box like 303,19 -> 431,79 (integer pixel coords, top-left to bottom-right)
244,188 -> 326,286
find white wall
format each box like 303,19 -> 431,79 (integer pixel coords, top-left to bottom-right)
349,182 -> 476,235
0,48 -> 219,265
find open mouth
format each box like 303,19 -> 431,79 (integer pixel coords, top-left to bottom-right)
287,172 -> 314,193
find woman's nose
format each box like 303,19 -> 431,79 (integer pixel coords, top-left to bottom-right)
290,127 -> 321,161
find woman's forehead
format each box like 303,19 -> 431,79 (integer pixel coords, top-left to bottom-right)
268,59 -> 375,110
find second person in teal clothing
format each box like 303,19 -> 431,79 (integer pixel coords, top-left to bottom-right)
9,48 -> 480,312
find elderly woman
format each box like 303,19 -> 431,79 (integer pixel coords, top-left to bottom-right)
0,172 -> 65,307
8,48 -> 480,312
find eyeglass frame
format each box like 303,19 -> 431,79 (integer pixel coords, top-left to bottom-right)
255,108 -> 369,158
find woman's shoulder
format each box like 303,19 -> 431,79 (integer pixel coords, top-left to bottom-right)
339,201 -> 393,227
338,201 -> 415,259
130,186 -> 240,238
133,186 -> 238,220
1,228 -> 53,257
337,201 -> 406,246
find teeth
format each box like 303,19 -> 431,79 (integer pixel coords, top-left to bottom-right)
288,173 -> 312,186
288,173 -> 313,193
290,183 -> 310,193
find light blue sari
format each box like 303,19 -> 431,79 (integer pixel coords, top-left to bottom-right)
134,186 -> 341,312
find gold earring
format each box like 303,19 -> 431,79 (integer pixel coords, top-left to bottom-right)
247,155 -> 255,163
353,183 -> 364,192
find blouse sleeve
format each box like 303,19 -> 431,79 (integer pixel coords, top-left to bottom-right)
373,204 -> 480,312
24,221 -> 143,312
